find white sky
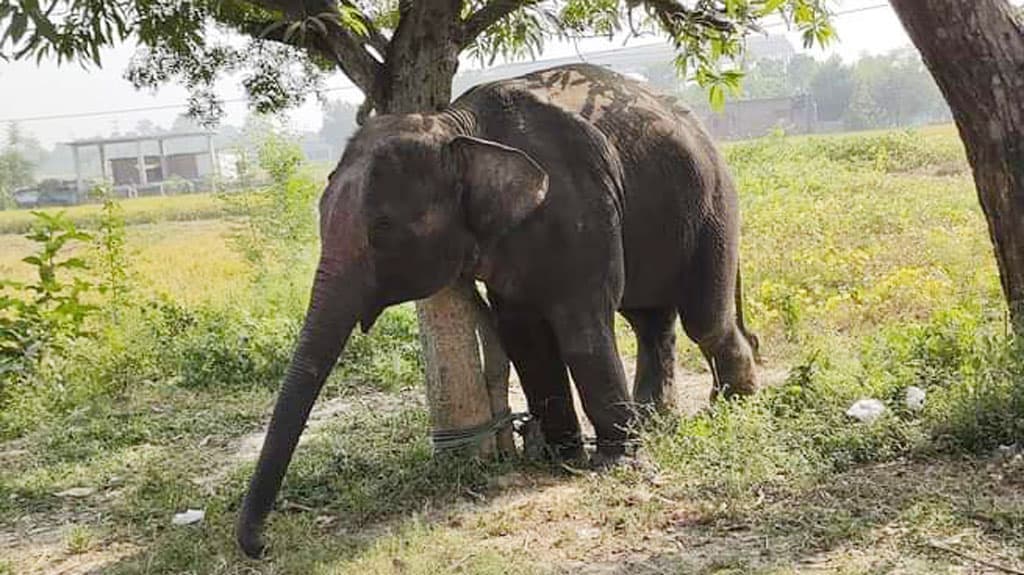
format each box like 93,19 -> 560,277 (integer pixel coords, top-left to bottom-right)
0,0 -> 912,148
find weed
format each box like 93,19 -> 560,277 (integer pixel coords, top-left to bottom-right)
0,211 -> 95,408
334,304 -> 424,392
91,185 -> 132,308
219,132 -> 320,280
64,524 -> 96,554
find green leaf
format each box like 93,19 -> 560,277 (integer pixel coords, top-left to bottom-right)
339,6 -> 368,37
58,257 -> 89,270
709,83 -> 726,111
7,11 -> 27,43
758,0 -> 787,16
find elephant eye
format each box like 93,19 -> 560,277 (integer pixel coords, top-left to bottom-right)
370,213 -> 399,245
373,213 -> 393,230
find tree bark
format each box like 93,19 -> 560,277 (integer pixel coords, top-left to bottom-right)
375,1 -> 510,457
890,0 -> 1024,328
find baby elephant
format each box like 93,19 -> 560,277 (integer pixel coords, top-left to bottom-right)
236,63 -> 758,558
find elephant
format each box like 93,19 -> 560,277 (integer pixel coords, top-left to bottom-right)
236,63 -> 758,558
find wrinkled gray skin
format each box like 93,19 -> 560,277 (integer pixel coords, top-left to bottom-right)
236,64 -> 758,558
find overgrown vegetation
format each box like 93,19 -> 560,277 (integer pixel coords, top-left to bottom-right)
0,125 -> 1021,573
0,211 -> 95,404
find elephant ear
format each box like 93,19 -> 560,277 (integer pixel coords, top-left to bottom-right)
445,136 -> 549,241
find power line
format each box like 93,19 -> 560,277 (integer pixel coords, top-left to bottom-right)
767,2 -> 891,28
0,84 -> 362,124
1,2 -> 893,125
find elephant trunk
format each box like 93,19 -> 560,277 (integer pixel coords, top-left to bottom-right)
236,260 -> 361,558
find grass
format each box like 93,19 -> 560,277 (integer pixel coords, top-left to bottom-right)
1,124 -> 1023,574
0,193 -> 228,235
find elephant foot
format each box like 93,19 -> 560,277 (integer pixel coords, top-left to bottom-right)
633,395 -> 678,421
236,520 -> 267,559
704,327 -> 758,402
549,439 -> 586,464
520,416 -> 586,464
589,449 -> 647,472
710,372 -> 759,402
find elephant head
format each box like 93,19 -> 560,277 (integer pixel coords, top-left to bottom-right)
236,114 -> 548,558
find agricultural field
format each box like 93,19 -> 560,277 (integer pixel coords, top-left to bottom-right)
0,193 -> 227,236
1,125 -> 1022,574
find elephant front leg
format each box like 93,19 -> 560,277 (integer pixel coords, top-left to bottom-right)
492,299 -> 583,461
548,303 -> 635,464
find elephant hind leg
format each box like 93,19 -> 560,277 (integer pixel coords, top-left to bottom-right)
621,307 -> 678,414
491,297 -> 582,460
677,232 -> 758,400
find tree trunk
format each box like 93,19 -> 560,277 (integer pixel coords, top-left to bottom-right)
890,0 -> 1024,328
376,1 -> 511,456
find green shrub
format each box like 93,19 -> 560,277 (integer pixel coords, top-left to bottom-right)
863,308 -> 1024,452
334,304 -> 424,393
219,132 -> 320,279
173,306 -> 298,390
648,308 -> 1023,502
726,129 -> 968,175
1,211 -> 95,405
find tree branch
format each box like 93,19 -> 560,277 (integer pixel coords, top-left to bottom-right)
460,0 -> 536,46
243,0 -> 386,100
632,0 -> 736,35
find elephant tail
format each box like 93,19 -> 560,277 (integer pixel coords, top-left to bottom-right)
735,264 -> 763,364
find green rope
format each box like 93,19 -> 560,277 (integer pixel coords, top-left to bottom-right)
430,408 -> 515,451
431,410 -> 641,453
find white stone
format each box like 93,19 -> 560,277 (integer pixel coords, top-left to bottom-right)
172,509 -> 205,526
905,386 -> 927,411
846,398 -> 886,423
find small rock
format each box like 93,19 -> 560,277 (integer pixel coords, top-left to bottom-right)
107,476 -> 123,487
905,386 -> 926,411
846,398 -> 886,423
172,509 -> 205,526
55,487 -> 96,498
577,527 -> 601,540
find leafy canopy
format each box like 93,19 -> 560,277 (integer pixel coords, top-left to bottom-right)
1,0 -> 833,118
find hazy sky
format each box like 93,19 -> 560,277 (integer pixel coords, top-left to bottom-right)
0,0 -> 912,148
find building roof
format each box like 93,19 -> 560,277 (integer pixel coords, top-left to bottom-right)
67,131 -> 215,147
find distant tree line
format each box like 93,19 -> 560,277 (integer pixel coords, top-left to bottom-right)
656,48 -> 952,132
